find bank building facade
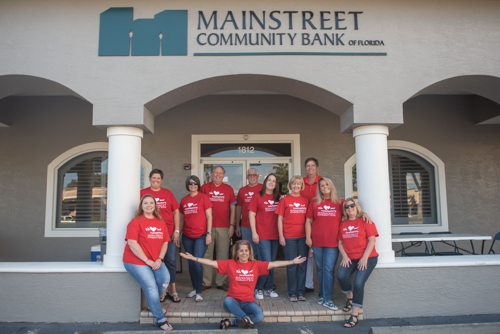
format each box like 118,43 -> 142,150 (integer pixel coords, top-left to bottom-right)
0,0 -> 499,323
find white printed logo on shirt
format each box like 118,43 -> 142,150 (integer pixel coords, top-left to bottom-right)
235,269 -> 255,281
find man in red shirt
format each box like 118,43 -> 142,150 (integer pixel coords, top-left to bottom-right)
301,157 -> 321,293
200,166 -> 236,291
235,168 -> 262,260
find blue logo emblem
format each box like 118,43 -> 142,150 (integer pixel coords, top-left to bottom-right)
99,7 -> 188,56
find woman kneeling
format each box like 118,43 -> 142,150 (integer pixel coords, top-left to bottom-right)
338,198 -> 379,329
180,240 -> 306,329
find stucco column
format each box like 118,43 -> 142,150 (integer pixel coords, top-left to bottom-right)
353,125 -> 395,263
104,126 -> 144,268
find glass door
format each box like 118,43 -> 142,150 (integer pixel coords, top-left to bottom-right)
201,161 -> 245,196
247,160 -> 291,194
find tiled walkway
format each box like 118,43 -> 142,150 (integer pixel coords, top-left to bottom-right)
141,268 -> 362,325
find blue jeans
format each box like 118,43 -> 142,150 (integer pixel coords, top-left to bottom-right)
256,240 -> 278,291
337,256 -> 378,308
182,233 -> 208,293
164,235 -> 177,283
241,226 -> 259,260
124,262 -> 169,324
312,246 -> 339,302
283,237 -> 308,297
223,297 -> 264,325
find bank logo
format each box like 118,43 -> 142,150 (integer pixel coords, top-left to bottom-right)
99,7 -> 187,56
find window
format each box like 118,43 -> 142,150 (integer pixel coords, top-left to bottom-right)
45,143 -> 151,237
344,141 -> 448,233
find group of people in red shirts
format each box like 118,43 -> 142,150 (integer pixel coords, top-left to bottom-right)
122,158 -> 379,331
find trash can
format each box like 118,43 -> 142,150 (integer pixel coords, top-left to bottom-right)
98,227 -> 107,260
91,245 -> 101,261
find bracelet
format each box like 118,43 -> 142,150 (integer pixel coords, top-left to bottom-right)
289,260 -> 292,265
196,257 -> 199,262
230,224 -> 235,227
144,259 -> 149,264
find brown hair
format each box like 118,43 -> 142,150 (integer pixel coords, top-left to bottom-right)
342,197 -> 364,220
259,173 -> 280,202
135,194 -> 163,221
232,240 -> 255,261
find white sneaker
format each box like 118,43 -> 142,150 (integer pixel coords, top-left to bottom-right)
255,289 -> 264,300
323,301 -> 339,311
265,290 -> 279,298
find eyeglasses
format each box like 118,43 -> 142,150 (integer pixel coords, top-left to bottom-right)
344,204 -> 356,209
247,174 -> 258,177
189,181 -> 198,185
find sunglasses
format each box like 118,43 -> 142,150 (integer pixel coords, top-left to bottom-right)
344,204 -> 356,209
189,181 -> 198,185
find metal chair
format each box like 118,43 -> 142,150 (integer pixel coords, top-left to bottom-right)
399,232 -> 432,257
488,232 -> 500,254
429,232 -> 463,256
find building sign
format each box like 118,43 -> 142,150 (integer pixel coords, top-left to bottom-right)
99,8 -> 385,57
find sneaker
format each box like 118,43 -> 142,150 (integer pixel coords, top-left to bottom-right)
317,297 -> 324,305
323,301 -> 339,311
265,290 -> 279,298
255,289 -> 264,300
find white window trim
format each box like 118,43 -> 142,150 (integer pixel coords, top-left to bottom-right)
190,134 -> 301,179
44,142 -> 152,237
344,140 -> 448,233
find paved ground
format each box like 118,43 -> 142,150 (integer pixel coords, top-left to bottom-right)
2,314 -> 500,334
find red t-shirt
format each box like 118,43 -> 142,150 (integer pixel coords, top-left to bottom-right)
217,259 -> 270,302
237,183 -> 262,228
339,217 -> 379,259
200,182 -> 236,228
248,193 -> 280,240
300,174 -> 322,202
275,194 -> 308,239
123,216 -> 169,265
306,198 -> 345,247
180,192 -> 213,239
140,187 -> 179,236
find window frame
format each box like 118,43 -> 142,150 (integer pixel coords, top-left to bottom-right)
344,140 -> 449,233
44,143 -> 152,237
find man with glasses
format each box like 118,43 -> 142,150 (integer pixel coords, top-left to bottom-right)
301,158 -> 322,293
235,168 -> 262,260
200,166 -> 236,291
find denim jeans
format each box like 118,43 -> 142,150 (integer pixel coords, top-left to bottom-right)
164,235 -> 177,283
182,233 -> 208,293
283,237 -> 308,297
223,297 -> 264,325
241,226 -> 259,260
124,262 -> 169,324
255,240 -> 278,291
337,256 -> 378,308
312,246 -> 339,302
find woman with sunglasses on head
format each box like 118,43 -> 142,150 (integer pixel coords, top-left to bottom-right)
179,175 -> 213,302
337,198 -> 378,328
248,173 -> 281,300
123,194 -> 172,331
305,178 -> 371,312
276,175 -> 309,302
180,240 -> 306,329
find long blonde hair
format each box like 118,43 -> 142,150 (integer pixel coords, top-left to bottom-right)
135,194 -> 163,221
314,177 -> 340,205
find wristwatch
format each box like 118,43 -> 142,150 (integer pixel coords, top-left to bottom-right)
174,230 -> 180,234
207,231 -> 212,235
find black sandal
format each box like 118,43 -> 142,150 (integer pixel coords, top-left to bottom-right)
343,298 -> 353,312
220,318 -> 231,329
237,317 -> 254,329
344,314 -> 358,328
157,320 -> 173,331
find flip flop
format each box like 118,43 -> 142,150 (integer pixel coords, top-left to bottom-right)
169,292 -> 181,303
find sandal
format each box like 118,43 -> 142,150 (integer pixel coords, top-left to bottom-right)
219,318 -> 231,329
195,294 -> 203,302
186,290 -> 196,298
160,292 -> 168,302
298,295 -> 306,301
170,292 -> 181,303
344,314 -> 358,328
343,298 -> 353,312
237,317 -> 254,329
157,320 -> 173,331
289,296 -> 298,302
